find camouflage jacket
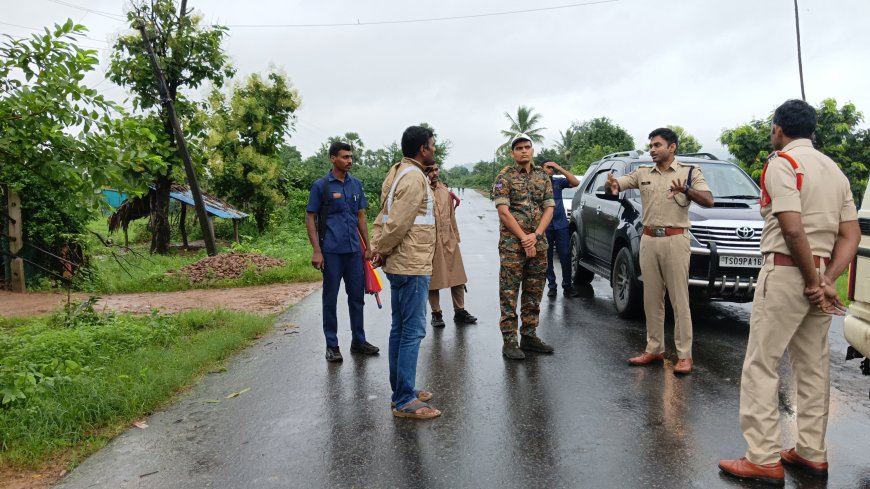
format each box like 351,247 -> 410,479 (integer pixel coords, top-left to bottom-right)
491,164 -> 555,251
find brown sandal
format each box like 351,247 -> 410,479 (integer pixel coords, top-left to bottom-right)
392,400 -> 442,419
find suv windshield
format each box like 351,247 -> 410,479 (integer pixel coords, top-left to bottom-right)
630,162 -> 758,199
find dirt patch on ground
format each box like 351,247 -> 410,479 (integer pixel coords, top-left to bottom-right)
0,282 -> 321,318
179,252 -> 286,283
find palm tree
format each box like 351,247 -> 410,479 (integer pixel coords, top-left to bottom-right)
555,126 -> 576,160
500,105 -> 546,151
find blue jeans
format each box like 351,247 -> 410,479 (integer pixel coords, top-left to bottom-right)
385,273 -> 430,409
546,227 -> 572,290
322,252 -> 366,348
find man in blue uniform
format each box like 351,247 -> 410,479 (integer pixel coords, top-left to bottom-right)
541,160 -> 581,298
305,141 -> 380,362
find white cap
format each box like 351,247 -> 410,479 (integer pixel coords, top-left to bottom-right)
510,133 -> 533,149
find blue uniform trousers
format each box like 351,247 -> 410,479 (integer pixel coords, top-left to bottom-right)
546,227 -> 572,290
322,252 -> 366,348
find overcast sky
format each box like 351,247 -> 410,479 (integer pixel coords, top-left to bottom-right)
4,0 -> 870,166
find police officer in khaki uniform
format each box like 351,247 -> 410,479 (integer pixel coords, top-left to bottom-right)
719,100 -> 859,485
606,128 -> 713,374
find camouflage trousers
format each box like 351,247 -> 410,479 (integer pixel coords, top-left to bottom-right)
499,246 -> 548,338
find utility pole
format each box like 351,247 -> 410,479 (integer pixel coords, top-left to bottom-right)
794,0 -> 806,101
137,21 -> 217,256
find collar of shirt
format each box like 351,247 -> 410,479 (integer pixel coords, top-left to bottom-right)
650,159 -> 683,175
506,163 -> 537,175
400,157 -> 428,172
781,138 -> 814,152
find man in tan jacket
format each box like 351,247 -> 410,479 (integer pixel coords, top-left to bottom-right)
371,125 -> 441,420
426,164 -> 477,328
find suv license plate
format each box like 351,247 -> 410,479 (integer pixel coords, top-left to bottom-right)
719,255 -> 763,268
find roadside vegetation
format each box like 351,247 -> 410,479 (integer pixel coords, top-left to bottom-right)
0,303 -> 273,467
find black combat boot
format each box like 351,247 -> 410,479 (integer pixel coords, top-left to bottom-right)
520,334 -> 555,353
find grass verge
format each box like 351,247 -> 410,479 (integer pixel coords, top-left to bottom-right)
0,307 -> 273,469
76,219 -> 319,294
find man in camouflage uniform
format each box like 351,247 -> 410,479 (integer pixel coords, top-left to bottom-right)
492,133 -> 556,360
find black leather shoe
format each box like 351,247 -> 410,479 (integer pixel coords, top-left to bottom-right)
350,341 -> 380,355
325,347 -> 343,362
547,288 -> 557,298
564,286 -> 579,297
431,311 -> 446,328
520,334 -> 555,353
453,308 -> 477,324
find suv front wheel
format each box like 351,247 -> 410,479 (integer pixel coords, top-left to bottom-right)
570,231 -> 594,286
612,247 -> 643,319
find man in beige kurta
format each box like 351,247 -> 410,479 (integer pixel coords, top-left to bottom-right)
719,99 -> 859,484
425,164 -> 477,328
607,127 -> 713,375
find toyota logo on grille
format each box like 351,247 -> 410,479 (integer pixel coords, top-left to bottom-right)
736,226 -> 755,239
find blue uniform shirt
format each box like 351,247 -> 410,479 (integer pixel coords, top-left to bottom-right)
306,171 -> 368,254
548,177 -> 570,231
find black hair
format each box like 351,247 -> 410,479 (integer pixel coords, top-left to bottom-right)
773,99 -> 816,139
329,141 -> 352,157
401,126 -> 434,158
648,127 -> 679,150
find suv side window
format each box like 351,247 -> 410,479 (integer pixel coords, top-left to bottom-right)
587,169 -> 611,195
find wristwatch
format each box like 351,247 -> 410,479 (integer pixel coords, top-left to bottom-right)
535,232 -> 543,241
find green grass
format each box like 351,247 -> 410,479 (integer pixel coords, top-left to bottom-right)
0,307 -> 274,468
837,271 -> 850,306
75,218 -> 320,294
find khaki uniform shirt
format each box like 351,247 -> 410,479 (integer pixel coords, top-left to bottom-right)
371,158 -> 436,275
760,138 -> 857,257
492,164 -> 555,252
616,159 -> 711,228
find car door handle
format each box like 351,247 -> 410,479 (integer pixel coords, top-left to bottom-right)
596,205 -> 601,215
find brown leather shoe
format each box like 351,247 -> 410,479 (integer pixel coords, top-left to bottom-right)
628,352 -> 665,366
780,448 -> 828,476
673,358 -> 693,375
718,457 -> 784,486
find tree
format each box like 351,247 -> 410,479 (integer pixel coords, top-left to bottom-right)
206,71 -> 301,232
720,98 -> 869,201
0,21 -> 160,276
666,125 -> 702,154
109,0 -> 235,253
563,117 -> 635,174
500,105 -> 545,151
534,148 -> 567,167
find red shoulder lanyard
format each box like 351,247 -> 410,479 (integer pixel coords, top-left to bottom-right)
759,151 -> 802,207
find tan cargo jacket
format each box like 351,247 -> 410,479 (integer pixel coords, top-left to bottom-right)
371,158 -> 436,275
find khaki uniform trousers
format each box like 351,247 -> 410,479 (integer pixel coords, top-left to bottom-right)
639,233 -> 693,359
428,285 -> 465,313
739,260 -> 831,465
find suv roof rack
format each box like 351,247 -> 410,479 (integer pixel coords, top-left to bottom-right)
677,152 -> 719,160
602,150 -> 640,160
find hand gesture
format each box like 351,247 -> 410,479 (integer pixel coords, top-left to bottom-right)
668,178 -> 687,199
370,252 -> 384,268
809,275 -> 848,315
311,251 -> 325,271
520,233 -> 537,249
606,173 -> 620,194
524,245 -> 537,258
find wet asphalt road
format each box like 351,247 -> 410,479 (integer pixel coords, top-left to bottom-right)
57,191 -> 870,489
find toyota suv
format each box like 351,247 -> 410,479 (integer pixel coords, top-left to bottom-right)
569,151 -> 764,318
